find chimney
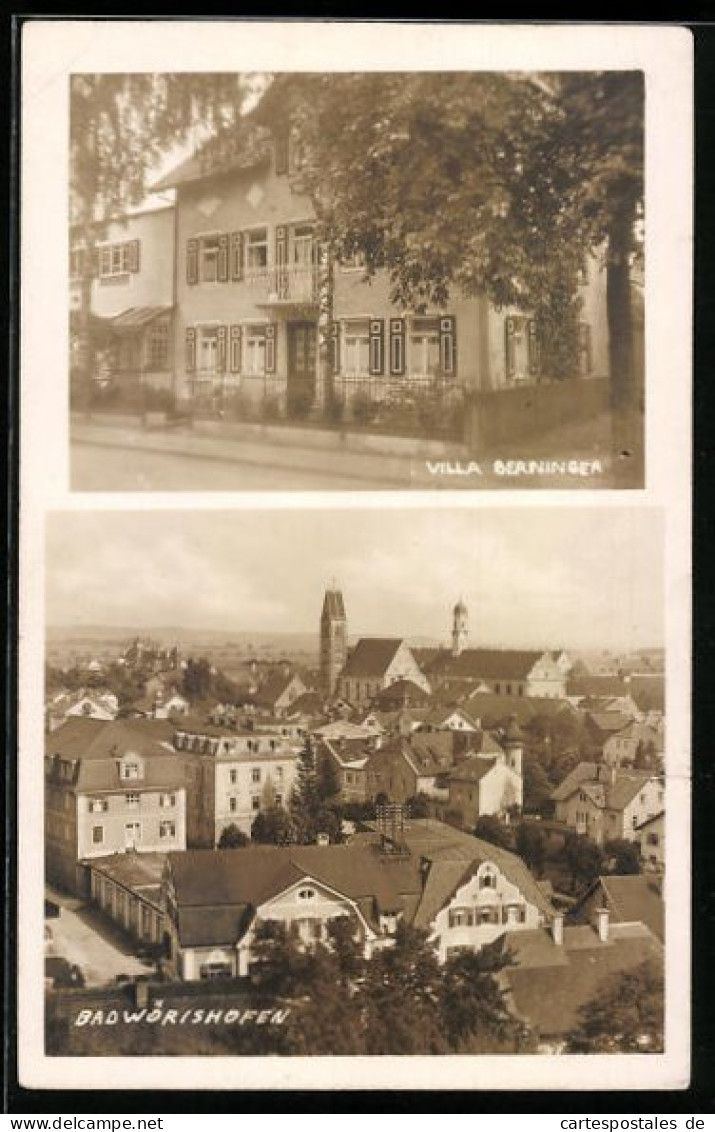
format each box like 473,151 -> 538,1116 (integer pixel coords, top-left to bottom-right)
595,906 -> 610,943
551,912 -> 564,946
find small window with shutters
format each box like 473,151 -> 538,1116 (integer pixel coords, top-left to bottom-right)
243,325 -> 267,375
198,235 -> 220,283
409,317 -> 440,376
369,319 -> 385,375
389,318 -> 406,376
245,228 -> 268,272
343,320 -> 370,376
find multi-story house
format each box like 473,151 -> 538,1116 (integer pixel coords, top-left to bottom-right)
70,203 -> 175,393
172,717 -> 301,844
152,97 -> 608,428
45,717 -> 187,895
162,818 -> 554,979
551,762 -> 664,845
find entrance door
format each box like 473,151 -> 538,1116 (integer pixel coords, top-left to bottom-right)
287,321 -> 317,416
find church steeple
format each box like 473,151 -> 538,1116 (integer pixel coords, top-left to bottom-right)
320,583 -> 347,697
452,598 -> 468,657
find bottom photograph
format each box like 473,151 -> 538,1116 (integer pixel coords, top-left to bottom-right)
41,506 -> 666,1059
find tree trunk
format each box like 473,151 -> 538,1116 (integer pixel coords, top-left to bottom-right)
317,242 -> 336,420
607,202 -> 643,486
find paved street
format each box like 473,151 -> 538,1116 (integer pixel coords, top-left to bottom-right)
71,439 -> 392,491
70,409 -> 631,492
46,887 -> 154,987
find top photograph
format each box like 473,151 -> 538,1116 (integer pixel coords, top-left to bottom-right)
68,70 -> 645,492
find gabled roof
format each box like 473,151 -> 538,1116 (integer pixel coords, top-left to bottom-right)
45,716 -> 176,761
253,671 -> 303,708
499,923 -> 663,1039
462,692 -> 575,729
372,680 -> 431,708
448,756 -> 498,784
551,761 -> 659,812
340,638 -> 407,680
73,754 -> 186,794
152,121 -> 273,192
426,648 -> 546,682
169,844 -> 423,944
551,762 -> 600,803
585,711 -> 633,735
574,874 -> 664,942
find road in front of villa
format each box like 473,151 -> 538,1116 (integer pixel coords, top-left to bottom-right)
46,887 -> 155,987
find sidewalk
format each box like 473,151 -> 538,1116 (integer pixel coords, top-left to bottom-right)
71,410 -> 627,492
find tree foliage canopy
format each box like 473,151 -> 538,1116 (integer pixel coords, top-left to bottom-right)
566,959 -> 664,1053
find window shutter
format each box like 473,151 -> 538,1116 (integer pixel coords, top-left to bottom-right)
275,227 -> 288,299
186,239 -> 198,285
229,325 -> 242,373
217,326 -> 227,371
527,319 -> 540,377
230,232 -> 243,281
439,316 -> 457,375
264,324 -> 277,374
505,317 -> 516,378
185,327 -> 196,373
389,318 -> 405,376
218,234 -> 229,283
128,239 -> 141,273
330,321 -> 341,374
369,319 -> 385,375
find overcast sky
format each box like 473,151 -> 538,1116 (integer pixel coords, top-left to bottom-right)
46,508 -> 663,650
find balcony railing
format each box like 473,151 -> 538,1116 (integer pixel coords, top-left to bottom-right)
247,265 -> 320,305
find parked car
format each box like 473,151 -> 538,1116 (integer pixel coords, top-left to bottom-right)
45,957 -> 85,988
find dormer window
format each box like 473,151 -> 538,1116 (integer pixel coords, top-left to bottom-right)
121,762 -> 140,780
478,864 -> 498,889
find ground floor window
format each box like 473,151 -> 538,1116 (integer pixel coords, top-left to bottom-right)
199,961 -> 233,980
146,319 -> 169,370
409,317 -> 441,376
342,319 -> 371,375
243,325 -> 267,375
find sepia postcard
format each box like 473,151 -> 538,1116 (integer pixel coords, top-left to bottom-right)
18,20 -> 692,1095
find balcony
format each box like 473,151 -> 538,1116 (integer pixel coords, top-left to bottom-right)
249,265 -> 320,307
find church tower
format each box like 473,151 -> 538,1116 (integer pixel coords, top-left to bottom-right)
320,584 -> 347,697
451,598 -> 468,657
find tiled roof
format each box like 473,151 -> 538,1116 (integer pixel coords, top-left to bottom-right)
500,923 -> 663,1039
585,711 -> 633,735
448,756 -> 498,784
45,717 -> 176,761
74,755 -> 186,794
169,844 -> 422,944
152,122 -> 273,192
426,649 -> 545,682
462,693 -> 574,728
340,638 -> 406,680
567,675 -> 628,698
551,762 -> 658,812
551,762 -> 600,803
575,875 -> 664,943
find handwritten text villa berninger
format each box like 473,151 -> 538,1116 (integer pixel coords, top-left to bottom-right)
73,1002 -> 291,1028
426,459 -> 604,477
